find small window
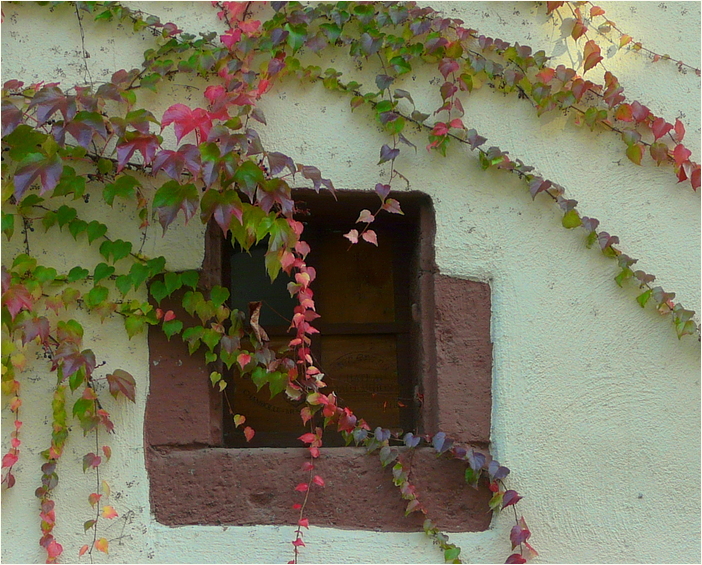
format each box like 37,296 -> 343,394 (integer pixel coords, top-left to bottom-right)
222,191 -> 427,447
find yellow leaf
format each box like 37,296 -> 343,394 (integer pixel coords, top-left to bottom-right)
101,505 -> 118,519
101,479 -> 111,496
94,538 -> 109,554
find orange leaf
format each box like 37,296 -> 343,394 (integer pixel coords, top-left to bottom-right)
78,545 -> 89,557
94,538 -> 109,554
546,1 -> 565,14
88,493 -> 102,507
583,40 -> 603,73
571,19 -> 587,40
243,426 -> 255,442
101,505 -> 118,519
614,104 -> 633,122
590,6 -> 606,17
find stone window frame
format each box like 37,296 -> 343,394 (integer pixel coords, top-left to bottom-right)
145,192 -> 494,532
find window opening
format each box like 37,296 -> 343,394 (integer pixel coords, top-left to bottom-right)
223,191 -> 427,447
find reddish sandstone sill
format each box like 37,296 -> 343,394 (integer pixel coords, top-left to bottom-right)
146,446 -> 492,532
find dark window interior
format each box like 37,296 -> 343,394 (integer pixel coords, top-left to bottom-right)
223,191 -> 429,447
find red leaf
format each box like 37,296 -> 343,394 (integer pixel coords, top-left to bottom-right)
651,118 -> 672,141
292,538 -> 305,547
88,493 -> 102,507
505,554 -> 527,564
46,540 -> 63,560
295,482 -> 309,492
691,165 -> 700,191
361,230 -> 378,246
243,426 -> 255,442
312,475 -> 325,487
630,101 -> 650,123
162,104 -> 214,143
301,461 -> 314,471
82,453 -> 101,472
106,369 -> 136,402
2,453 -> 18,468
116,133 -> 159,172
502,489 -> 523,508
237,353 -> 251,369
674,119 -> 686,142
673,144 -> 692,166
535,68 -> 555,84
298,518 -> 309,528
2,285 -> 34,319
298,433 -> 316,445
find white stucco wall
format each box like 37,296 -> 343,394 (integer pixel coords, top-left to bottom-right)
1,2 -> 700,564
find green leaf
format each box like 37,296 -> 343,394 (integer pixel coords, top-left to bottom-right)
180,270 -> 199,289
626,143 -> 643,165
444,547 -> 461,563
69,368 -> 86,392
72,397 -> 93,418
488,492 -> 504,513
33,266 -> 57,284
115,275 -> 133,296
128,263 -> 150,291
93,263 -> 115,284
85,285 -> 109,309
285,23 -> 307,53
636,289 -> 652,308
464,467 -> 480,486
3,211 -> 16,240
268,371 -> 287,398
164,272 -> 182,295
12,253 -> 37,274
201,328 -> 221,351
205,351 -> 217,364
209,285 -> 230,307
67,266 -> 90,282
53,167 -> 86,199
150,280 -> 168,305
614,267 -> 632,287
68,219 -> 88,240
163,319 -> 183,340
234,161 -> 265,192
561,209 -> 581,229
97,158 -> 114,175
56,205 -> 78,228
103,175 -> 139,206
124,315 -> 145,339
251,366 -> 267,391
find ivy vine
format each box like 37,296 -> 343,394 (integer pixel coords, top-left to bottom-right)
1,1 -> 698,563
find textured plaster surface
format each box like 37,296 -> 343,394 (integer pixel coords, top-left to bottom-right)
1,2 -> 700,564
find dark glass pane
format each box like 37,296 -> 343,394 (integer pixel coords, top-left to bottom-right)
230,243 -> 297,327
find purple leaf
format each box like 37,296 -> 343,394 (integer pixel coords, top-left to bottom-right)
13,153 -> 63,199
1,100 -> 22,137
268,152 -> 296,176
374,427 -> 391,442
403,432 -> 421,448
376,74 -> 394,91
438,58 -> 460,79
375,183 -> 391,201
28,86 -> 76,125
528,177 -> 552,200
378,144 -> 400,164
468,449 -> 486,471
502,490 -> 523,508
360,32 -> 382,56
488,460 -> 510,480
